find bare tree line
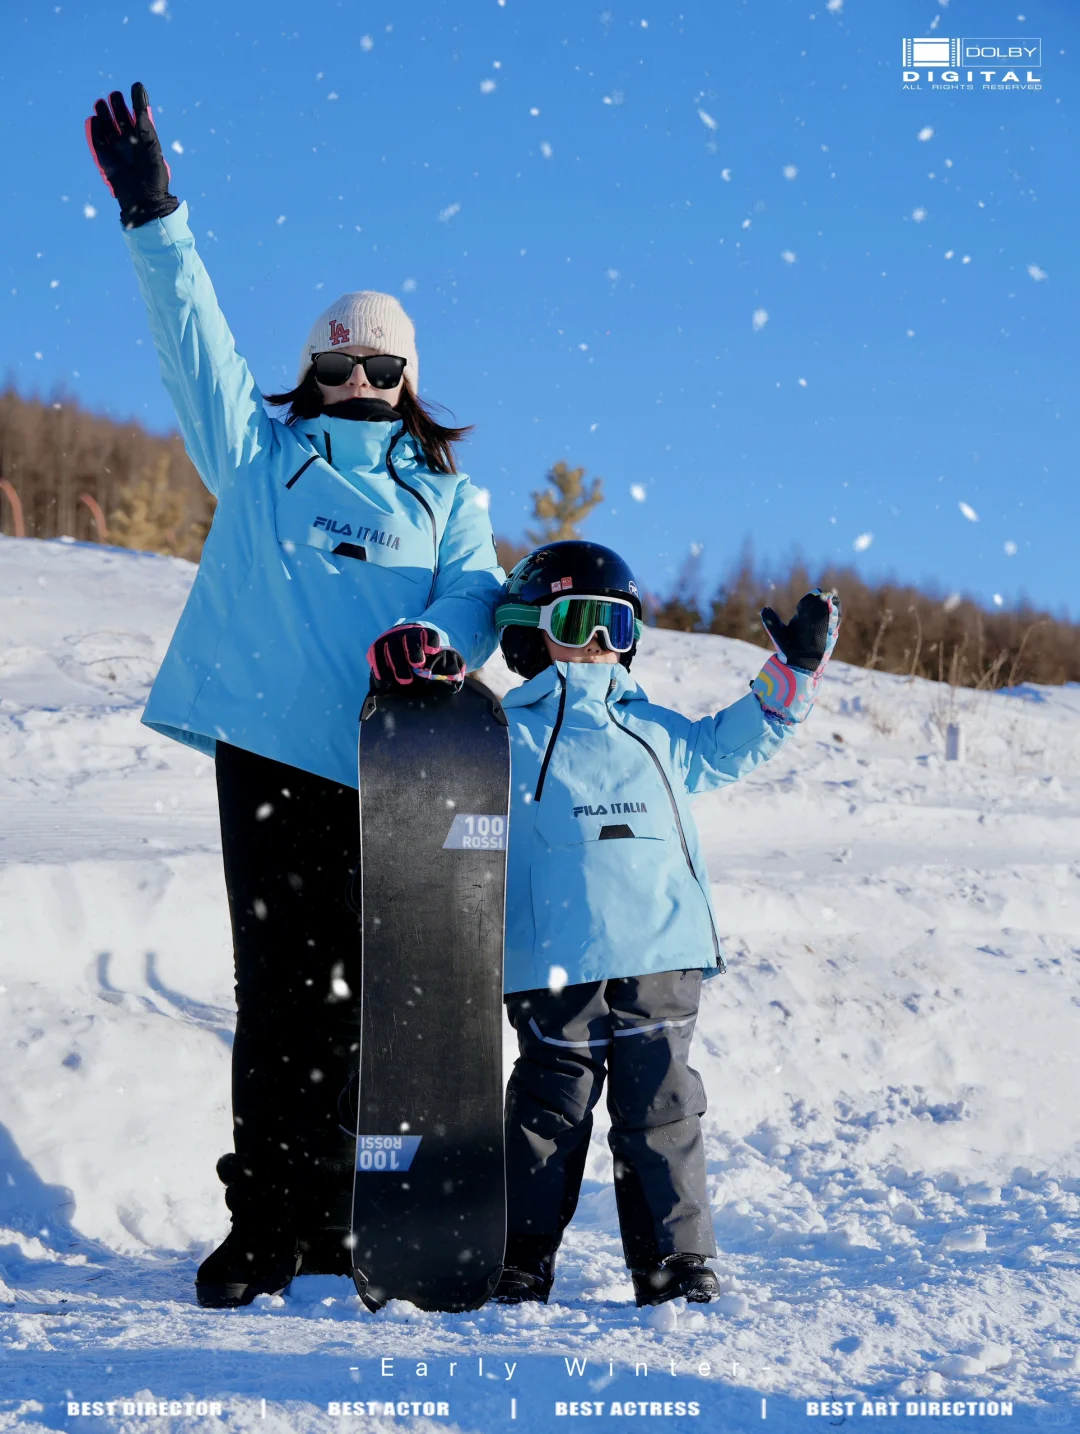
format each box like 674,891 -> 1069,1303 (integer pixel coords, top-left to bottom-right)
648,544 -> 1079,690
0,384 -> 213,560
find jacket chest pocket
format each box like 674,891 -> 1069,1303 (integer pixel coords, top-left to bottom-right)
273,458 -> 436,576
532,780 -> 676,849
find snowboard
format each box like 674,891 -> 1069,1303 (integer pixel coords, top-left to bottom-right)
351,675 -> 510,1312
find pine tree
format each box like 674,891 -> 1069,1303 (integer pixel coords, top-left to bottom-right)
109,454 -> 187,555
526,461 -> 604,543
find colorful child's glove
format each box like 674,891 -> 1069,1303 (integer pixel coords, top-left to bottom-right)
367,623 -> 466,692
751,589 -> 841,724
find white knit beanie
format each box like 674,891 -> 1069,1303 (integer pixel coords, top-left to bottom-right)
297,291 -> 419,390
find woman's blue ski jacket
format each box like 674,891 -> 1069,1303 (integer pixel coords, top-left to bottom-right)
124,203 -> 503,787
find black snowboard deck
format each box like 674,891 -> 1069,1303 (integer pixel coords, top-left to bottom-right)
351,676 -> 510,1312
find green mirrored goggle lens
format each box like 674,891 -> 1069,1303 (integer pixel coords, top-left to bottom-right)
547,597 -> 637,651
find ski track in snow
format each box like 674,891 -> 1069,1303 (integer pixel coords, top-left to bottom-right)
1,536 -> 1079,1432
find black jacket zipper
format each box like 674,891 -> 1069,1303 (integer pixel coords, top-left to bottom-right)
533,673 -> 568,802
607,710 -> 725,971
385,429 -> 440,604
385,431 -> 437,559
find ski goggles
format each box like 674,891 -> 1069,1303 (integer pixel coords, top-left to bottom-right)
495,595 -> 642,653
311,351 -> 407,389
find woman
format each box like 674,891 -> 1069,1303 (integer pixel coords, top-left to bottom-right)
85,84 -> 504,1306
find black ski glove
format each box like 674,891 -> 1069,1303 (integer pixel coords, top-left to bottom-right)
85,82 -> 180,229
367,624 -> 466,691
760,590 -> 841,673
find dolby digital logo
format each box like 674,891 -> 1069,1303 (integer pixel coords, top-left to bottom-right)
902,36 -> 1043,92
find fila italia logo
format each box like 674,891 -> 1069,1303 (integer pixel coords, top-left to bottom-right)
328,319 -> 351,346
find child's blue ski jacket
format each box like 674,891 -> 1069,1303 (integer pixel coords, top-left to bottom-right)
500,660 -> 795,993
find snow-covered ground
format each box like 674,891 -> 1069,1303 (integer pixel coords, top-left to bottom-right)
1,534 -> 1078,1433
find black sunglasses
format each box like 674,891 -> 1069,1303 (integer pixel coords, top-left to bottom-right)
311,351 -> 407,389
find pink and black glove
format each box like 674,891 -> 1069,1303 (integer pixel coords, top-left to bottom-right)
752,589 -> 841,724
367,624 -> 466,692
85,82 -> 179,230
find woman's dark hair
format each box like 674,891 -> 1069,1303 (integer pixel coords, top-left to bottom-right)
264,369 -> 472,476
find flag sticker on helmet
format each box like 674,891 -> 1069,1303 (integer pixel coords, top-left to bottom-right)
550,577 -> 573,593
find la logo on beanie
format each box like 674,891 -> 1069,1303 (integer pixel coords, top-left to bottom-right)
328,319 -> 351,347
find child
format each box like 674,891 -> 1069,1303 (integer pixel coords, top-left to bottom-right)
491,541 -> 840,1306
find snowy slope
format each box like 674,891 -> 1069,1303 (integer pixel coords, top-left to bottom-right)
1,535 -> 1078,1433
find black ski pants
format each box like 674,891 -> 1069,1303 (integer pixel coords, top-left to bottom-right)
504,969 -> 716,1270
216,741 -> 360,1228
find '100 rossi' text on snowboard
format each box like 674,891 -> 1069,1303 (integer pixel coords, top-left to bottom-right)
351,676 -> 509,1311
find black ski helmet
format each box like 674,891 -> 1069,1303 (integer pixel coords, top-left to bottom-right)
497,540 -> 643,679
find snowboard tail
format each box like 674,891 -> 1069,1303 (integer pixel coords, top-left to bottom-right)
352,676 -> 509,1312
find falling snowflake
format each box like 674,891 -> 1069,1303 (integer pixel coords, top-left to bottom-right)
720,168 -> 732,182
918,126 -> 934,141
360,34 -> 374,51
540,141 -> 553,158
853,532 -> 873,552
1027,263 -> 1048,281
945,249 -> 954,259
170,140 -> 184,154
826,0 -> 843,10
606,267 -> 620,281
993,593 -> 1004,607
1003,540 -> 1017,556
781,250 -> 797,264
402,278 -> 417,292
698,109 -> 718,130
437,202 -> 461,223
149,0 -> 167,13
752,309 -> 769,331
961,255 -> 971,264
480,79 -> 497,94
276,215 -> 287,225
474,488 -> 491,510
797,377 -> 808,387
83,204 -> 97,219
49,280 -> 59,289
689,542 -> 704,556
530,107 -> 540,116
958,501 -> 979,522
783,164 -> 798,180
548,965 -> 569,994
630,484 -> 647,502
912,207 -> 928,223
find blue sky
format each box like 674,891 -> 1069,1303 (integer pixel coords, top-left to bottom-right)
2,0 -> 1076,615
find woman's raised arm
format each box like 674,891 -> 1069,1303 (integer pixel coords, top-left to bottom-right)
86,84 -> 277,498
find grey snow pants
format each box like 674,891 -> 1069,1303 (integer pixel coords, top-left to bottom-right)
504,969 -> 716,1270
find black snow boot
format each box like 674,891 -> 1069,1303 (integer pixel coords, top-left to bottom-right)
493,1246 -> 557,1305
195,1154 -> 301,1309
631,1253 -> 720,1307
